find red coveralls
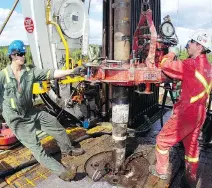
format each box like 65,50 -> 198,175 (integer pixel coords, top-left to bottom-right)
156,52 -> 212,182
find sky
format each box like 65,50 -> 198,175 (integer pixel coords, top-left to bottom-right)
0,0 -> 211,48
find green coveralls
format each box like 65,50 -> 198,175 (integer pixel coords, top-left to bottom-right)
0,65 -> 74,175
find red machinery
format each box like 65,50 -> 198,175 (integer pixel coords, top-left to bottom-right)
85,2 -> 176,93
0,123 -> 18,149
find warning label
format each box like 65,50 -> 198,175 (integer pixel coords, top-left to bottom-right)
24,17 -> 34,33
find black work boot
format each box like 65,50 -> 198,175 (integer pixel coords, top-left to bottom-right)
63,148 -> 85,157
59,165 -> 77,181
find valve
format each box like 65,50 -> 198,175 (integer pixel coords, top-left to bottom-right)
143,83 -> 153,94
135,83 -> 153,95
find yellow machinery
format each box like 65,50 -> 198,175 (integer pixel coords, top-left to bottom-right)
32,81 -> 51,95
31,0 -> 86,95
0,0 -> 88,95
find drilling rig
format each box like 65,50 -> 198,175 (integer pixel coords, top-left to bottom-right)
0,0 -> 182,187
15,0 -> 178,132
10,0 -> 178,136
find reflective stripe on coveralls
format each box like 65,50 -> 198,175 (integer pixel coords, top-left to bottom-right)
157,145 -> 199,164
26,67 -> 30,71
185,155 -> 199,163
190,70 -> 212,103
3,68 -> 16,109
46,70 -> 51,80
156,144 -> 168,155
160,58 -> 169,65
3,68 -> 10,83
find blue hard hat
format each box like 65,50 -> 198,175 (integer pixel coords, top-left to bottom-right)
8,40 -> 26,55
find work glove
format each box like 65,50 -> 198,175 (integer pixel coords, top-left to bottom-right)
71,65 -> 85,75
168,46 -> 179,57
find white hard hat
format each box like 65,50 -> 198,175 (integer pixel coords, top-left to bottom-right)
190,30 -> 212,52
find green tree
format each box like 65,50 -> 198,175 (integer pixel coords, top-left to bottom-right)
207,54 -> 212,63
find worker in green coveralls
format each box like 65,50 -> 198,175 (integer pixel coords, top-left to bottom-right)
0,40 -> 85,181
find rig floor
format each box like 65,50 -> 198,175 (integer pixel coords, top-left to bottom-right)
0,110 -> 212,188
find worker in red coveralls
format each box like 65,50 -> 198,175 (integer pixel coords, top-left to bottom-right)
149,29 -> 212,187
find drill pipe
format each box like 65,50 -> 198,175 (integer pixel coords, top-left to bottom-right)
109,0 -> 114,60
112,86 -> 129,171
114,0 -> 131,60
112,0 -> 131,171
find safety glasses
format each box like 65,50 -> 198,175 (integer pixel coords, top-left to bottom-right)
185,39 -> 196,49
16,52 -> 26,57
191,39 -> 196,43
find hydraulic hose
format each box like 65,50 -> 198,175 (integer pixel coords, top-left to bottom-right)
46,0 -> 72,69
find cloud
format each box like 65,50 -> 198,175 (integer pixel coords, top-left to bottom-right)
175,27 -> 194,47
1,0 -> 211,47
86,0 -> 103,44
86,0 -> 102,13
0,8 -> 28,46
89,18 -> 102,44
89,0 -> 102,13
161,0 -> 212,29
161,0 -> 212,47
175,27 -> 212,48
0,7 -> 103,46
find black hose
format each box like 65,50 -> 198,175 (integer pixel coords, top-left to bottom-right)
160,89 -> 168,128
127,115 -> 152,134
40,92 -> 82,126
201,92 -> 212,144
